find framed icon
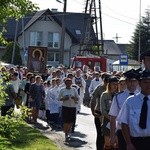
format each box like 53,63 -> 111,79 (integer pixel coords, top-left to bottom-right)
27,46 -> 47,73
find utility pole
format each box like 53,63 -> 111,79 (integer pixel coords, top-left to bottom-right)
82,0 -> 104,55
138,0 -> 141,62
59,0 -> 67,64
99,0 -> 104,54
11,20 -> 18,64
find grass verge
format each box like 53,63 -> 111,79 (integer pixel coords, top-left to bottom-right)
0,124 -> 59,150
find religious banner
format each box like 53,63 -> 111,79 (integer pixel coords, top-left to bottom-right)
27,46 -> 47,73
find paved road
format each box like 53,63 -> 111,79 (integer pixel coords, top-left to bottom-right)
37,105 -> 97,150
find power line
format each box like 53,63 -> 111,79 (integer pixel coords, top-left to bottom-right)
102,12 -> 137,26
13,8 -> 137,27
101,2 -> 139,21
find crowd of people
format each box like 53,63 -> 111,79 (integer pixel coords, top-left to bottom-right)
0,50 -> 150,149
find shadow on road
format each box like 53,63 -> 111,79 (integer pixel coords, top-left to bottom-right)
78,112 -> 91,116
64,137 -> 88,148
71,131 -> 87,138
63,131 -> 88,148
32,122 -> 49,130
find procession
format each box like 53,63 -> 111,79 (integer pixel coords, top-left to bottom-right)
1,0 -> 150,150
0,49 -> 150,150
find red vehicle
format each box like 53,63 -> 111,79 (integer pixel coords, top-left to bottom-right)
71,56 -> 107,72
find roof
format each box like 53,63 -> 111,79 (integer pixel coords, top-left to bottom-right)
117,43 -> 130,54
103,40 -> 122,54
55,11 -> 96,44
4,13 -> 34,40
3,9 -> 96,44
112,59 -> 140,66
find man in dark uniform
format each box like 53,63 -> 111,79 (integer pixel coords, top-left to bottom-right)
140,49 -> 150,70
109,69 -> 140,150
117,69 -> 150,150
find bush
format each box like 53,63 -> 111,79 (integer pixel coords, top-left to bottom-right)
0,105 -> 30,140
0,71 -> 30,140
1,41 -> 22,65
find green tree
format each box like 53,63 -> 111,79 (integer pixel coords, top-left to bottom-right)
128,9 -> 150,60
0,0 -> 39,43
2,42 -> 22,65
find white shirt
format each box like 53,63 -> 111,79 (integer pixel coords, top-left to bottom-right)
72,76 -> 86,100
45,86 -> 60,113
109,89 -> 140,130
117,93 -> 150,137
58,87 -> 79,108
89,77 -> 103,97
11,79 -> 21,93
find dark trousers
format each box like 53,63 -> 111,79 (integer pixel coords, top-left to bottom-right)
46,110 -> 51,122
49,113 -> 59,125
117,130 -> 126,150
71,112 -> 76,132
131,136 -> 150,150
94,117 -> 104,150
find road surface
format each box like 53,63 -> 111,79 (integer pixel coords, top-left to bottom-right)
37,105 -> 97,150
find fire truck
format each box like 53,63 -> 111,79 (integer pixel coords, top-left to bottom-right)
71,55 -> 107,72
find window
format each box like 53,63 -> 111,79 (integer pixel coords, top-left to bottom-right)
75,61 -> 82,68
47,52 -> 59,62
30,32 -> 42,46
75,30 -> 81,35
48,32 -> 60,48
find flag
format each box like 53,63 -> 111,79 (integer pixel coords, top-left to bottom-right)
24,47 -> 27,56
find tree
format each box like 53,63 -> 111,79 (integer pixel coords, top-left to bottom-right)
128,9 -> 150,61
2,42 -> 22,65
0,0 -> 39,43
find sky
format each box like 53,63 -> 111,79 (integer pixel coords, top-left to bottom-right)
30,0 -> 150,44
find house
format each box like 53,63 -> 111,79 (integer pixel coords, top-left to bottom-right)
1,8 -> 131,69
2,8 -> 96,67
102,40 -> 123,60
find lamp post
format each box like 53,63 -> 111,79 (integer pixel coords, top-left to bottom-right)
138,0 -> 141,62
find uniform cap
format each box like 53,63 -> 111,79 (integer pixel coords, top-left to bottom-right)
140,50 -> 150,60
123,69 -> 139,80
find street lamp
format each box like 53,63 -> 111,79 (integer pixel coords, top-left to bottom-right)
138,0 -> 141,62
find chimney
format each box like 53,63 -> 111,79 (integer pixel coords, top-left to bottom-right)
51,8 -> 58,12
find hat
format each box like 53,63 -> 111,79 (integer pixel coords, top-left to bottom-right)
102,73 -> 111,82
123,69 -> 139,80
67,73 -> 73,77
64,78 -> 72,82
139,69 -> 150,79
108,76 -> 119,83
140,50 -> 150,60
119,76 -> 126,82
94,71 -> 100,75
